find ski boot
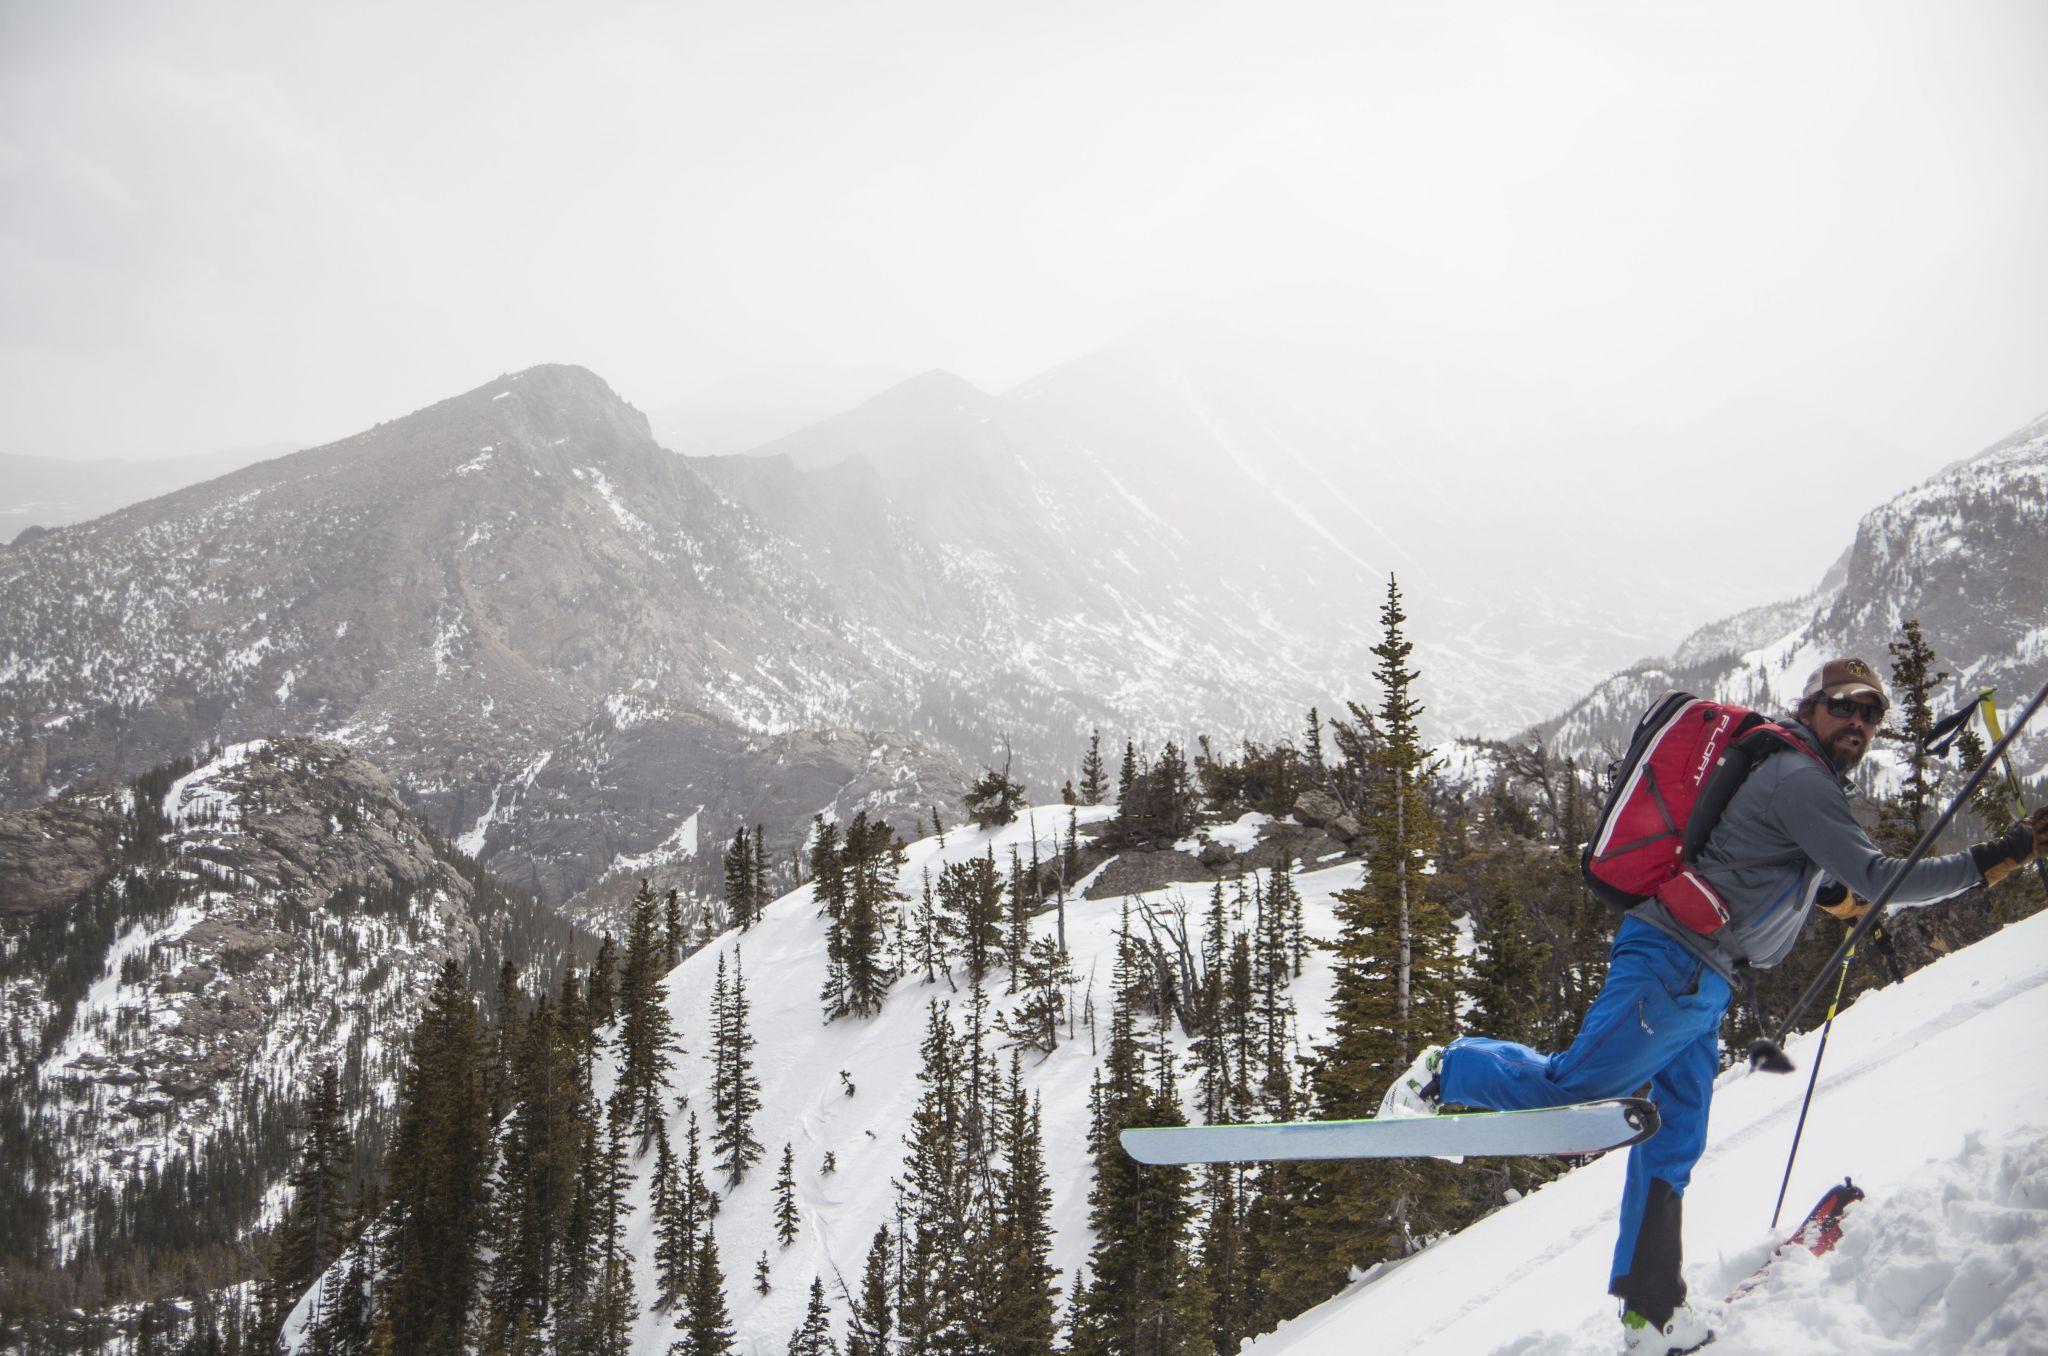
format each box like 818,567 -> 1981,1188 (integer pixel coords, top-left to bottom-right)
1619,1300 -> 1714,1354
1376,1043 -> 1444,1119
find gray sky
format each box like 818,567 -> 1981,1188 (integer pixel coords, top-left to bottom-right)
4,0 -> 2046,515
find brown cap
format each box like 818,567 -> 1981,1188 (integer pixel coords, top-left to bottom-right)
1801,657 -> 1889,711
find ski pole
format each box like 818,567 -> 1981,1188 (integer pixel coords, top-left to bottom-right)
1768,942 -> 1855,1228
1749,675 -> 2048,1073
1978,693 -> 2048,895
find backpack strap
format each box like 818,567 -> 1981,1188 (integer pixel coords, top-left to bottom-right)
1681,721 -> 1829,875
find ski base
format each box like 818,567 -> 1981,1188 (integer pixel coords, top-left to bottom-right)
1119,1097 -> 1659,1165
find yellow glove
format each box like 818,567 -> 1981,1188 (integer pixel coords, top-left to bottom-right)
1814,881 -> 1870,921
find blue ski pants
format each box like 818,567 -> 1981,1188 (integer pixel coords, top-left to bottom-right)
1437,916 -> 1731,1321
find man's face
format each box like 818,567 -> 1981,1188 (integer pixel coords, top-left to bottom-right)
1809,692 -> 1884,772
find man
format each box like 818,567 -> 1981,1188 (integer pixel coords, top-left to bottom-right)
1378,658 -> 2048,1355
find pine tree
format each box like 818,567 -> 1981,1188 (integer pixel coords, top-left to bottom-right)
822,812 -> 902,1020
1468,884 -> 1549,1048
787,1277 -> 839,1356
581,1112 -> 640,1356
982,1057 -> 1059,1356
1080,730 -> 1109,806
263,1065 -> 355,1340
1881,620 -> 1947,850
1069,916 -> 1214,1356
651,1120 -> 692,1311
587,936 -> 617,1031
894,1002 -> 974,1353
724,830 -> 758,931
380,960 -> 494,1354
937,852 -> 1005,988
913,867 -> 945,984
614,878 -> 685,1145
672,1223 -> 735,1356
665,889 -> 686,967
810,816 -> 847,921
707,950 -> 765,1183
846,1226 -> 894,1356
774,1143 -> 800,1247
963,744 -> 1028,829
1303,574 -> 1462,1274
755,1251 -> 773,1296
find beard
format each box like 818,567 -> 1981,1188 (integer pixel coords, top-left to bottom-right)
1823,726 -> 1868,772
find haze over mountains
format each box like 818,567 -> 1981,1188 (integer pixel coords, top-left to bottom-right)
3,341 -> 2042,927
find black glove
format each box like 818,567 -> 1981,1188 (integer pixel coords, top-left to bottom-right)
1971,805 -> 2048,888
1814,880 -> 1869,921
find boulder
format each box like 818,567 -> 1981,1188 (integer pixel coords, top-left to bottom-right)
1292,789 -> 1346,829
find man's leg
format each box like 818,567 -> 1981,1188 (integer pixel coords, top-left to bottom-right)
1609,986 -> 1725,1328
1438,917 -> 1706,1112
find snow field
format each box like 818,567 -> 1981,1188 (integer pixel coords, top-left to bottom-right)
616,803 -> 1368,1353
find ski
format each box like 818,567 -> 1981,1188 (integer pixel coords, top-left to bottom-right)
1725,1177 -> 1864,1304
1119,1097 -> 1658,1165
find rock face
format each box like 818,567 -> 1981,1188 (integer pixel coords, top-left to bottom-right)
0,737 -> 576,1266
0,794 -> 124,915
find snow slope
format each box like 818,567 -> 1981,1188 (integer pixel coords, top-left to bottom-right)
284,804 -> 2048,1354
1252,908 -> 2048,1355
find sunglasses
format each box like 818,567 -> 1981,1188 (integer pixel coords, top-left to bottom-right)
1823,694 -> 1886,726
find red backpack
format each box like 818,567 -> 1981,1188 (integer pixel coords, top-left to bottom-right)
1581,692 -> 1829,934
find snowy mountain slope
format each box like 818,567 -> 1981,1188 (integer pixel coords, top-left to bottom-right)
1251,907 -> 2048,1355
0,737 -> 579,1267
286,801 -> 1378,1352
1538,407 -> 2048,781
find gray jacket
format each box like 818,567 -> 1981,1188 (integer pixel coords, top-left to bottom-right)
1631,716 -> 1985,983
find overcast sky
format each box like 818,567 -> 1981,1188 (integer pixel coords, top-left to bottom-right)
4,0 -> 2045,498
